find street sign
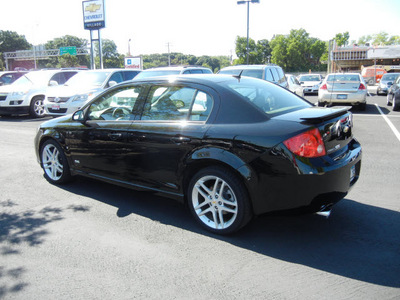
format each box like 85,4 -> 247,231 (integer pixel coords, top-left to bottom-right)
60,47 -> 77,56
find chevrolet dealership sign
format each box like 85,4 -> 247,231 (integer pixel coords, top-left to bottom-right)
82,0 -> 105,30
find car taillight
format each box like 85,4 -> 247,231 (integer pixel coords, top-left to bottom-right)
283,128 -> 326,158
358,83 -> 366,90
320,83 -> 327,90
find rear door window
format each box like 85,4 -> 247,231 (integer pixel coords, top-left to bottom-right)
265,69 -> 274,82
270,68 -> 279,83
141,85 -> 213,121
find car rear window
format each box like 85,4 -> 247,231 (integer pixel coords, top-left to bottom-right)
326,74 -> 360,82
222,78 -> 310,116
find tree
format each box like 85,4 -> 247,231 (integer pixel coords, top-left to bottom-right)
256,39 -> 271,64
99,39 -> 124,68
234,36 -> 257,64
45,35 -> 89,68
0,30 -> 31,70
269,29 -> 327,72
334,32 -> 350,47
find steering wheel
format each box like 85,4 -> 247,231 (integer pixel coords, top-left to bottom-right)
111,107 -> 131,119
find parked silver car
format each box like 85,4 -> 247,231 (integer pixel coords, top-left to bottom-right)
377,73 -> 400,95
286,74 -> 304,97
44,69 -> 140,117
298,73 -> 323,94
318,73 -> 367,110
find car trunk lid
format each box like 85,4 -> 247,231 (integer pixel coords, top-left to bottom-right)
274,106 -> 353,154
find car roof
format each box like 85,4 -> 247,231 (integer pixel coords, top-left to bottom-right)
142,66 -> 210,72
220,64 -> 280,70
298,73 -> 322,76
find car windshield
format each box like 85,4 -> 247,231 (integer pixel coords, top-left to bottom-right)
219,69 -> 263,79
65,71 -> 110,87
221,78 -> 311,116
381,74 -> 400,81
12,71 -> 53,87
135,70 -> 181,79
299,75 -> 321,81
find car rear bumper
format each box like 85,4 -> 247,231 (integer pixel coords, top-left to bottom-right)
247,138 -> 362,215
318,91 -> 367,104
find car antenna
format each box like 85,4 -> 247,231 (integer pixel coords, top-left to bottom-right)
233,70 -> 244,82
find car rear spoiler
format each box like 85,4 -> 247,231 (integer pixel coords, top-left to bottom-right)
300,106 -> 351,124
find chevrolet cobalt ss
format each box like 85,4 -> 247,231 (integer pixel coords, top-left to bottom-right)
35,75 -> 362,234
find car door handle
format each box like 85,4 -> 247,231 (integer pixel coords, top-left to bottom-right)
108,133 -> 122,140
171,136 -> 191,144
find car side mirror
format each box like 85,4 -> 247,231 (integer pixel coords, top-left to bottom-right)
72,110 -> 85,122
108,81 -> 118,87
387,81 -> 393,85
49,80 -> 59,86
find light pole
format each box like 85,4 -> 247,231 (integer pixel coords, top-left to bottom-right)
237,0 -> 259,65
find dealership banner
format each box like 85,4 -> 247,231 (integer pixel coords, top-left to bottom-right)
125,57 -> 142,70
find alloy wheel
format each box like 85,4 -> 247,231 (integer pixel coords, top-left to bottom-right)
191,175 -> 238,230
42,143 -> 64,181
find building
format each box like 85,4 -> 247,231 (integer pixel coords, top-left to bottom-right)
330,44 -> 400,73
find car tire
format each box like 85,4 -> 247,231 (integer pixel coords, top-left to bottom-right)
30,96 -> 45,118
393,96 -> 400,111
40,139 -> 72,184
387,93 -> 392,106
187,166 -> 252,234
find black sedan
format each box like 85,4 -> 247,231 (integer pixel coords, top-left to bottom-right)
34,75 -> 362,234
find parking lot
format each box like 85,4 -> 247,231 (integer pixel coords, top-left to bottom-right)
0,91 -> 399,299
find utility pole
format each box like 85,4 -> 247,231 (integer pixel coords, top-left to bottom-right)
166,42 -> 171,66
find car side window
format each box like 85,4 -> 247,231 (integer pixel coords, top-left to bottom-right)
141,86 -> 194,121
49,73 -> 65,85
64,71 -> 78,82
88,85 -> 144,121
140,86 -> 213,122
123,71 -> 140,81
270,68 -> 279,83
265,69 -> 274,82
189,91 -> 213,121
276,68 -> 286,84
108,72 -> 124,85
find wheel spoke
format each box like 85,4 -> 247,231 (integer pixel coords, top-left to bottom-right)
220,206 -> 237,214
196,182 -> 211,200
217,210 -> 225,228
198,206 -> 212,217
194,200 -> 209,211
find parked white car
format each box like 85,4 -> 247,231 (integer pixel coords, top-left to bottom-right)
318,73 -> 367,110
0,70 -> 80,118
285,74 -> 304,97
44,69 -> 140,117
298,73 -> 323,94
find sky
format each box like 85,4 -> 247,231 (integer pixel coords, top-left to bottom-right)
1,0 -> 400,57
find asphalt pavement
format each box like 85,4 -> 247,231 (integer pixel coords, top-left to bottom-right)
0,91 -> 399,299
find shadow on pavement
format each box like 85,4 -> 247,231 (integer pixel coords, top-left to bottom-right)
54,176 -> 400,288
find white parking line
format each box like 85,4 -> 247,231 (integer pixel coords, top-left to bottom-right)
375,103 -> 400,142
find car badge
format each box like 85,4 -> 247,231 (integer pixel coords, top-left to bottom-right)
54,97 -> 61,103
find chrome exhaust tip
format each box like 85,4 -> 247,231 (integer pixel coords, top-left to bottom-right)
315,205 -> 332,218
